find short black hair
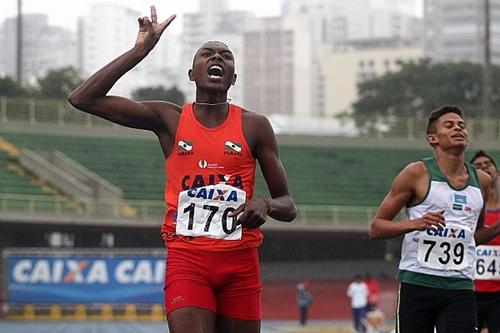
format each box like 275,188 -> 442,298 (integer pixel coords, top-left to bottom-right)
426,105 -> 464,134
470,150 -> 497,168
192,40 -> 231,68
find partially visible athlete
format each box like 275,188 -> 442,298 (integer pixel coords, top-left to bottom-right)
68,6 -> 297,333
471,150 -> 500,333
369,105 -> 500,333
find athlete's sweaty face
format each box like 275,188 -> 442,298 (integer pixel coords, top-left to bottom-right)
189,41 -> 236,92
431,113 -> 469,149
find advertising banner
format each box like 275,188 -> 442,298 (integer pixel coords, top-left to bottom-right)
7,256 -> 166,303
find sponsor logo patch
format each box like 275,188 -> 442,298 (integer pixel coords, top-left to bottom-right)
454,194 -> 467,204
224,141 -> 243,156
178,140 -> 194,155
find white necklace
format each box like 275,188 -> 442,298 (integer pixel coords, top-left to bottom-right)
194,98 -> 232,106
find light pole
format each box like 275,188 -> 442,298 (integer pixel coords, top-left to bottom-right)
16,0 -> 23,84
482,0 -> 492,120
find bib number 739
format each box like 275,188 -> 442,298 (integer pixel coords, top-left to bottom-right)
417,226 -> 471,271
420,240 -> 465,266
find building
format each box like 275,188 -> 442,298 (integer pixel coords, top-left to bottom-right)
243,16 -> 314,117
424,0 -> 500,64
283,0 -> 423,48
279,0 -> 423,117
78,4 -> 181,97
179,0 -> 253,103
0,14 -> 77,85
317,45 -> 423,116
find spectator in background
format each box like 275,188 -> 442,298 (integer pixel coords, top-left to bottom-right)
296,279 -> 313,326
470,150 -> 500,333
347,274 -> 369,333
365,273 -> 380,311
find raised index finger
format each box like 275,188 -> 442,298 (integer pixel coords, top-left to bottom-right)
160,14 -> 177,30
150,5 -> 157,23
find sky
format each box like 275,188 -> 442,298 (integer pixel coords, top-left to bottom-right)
0,0 -> 423,34
0,0 -> 283,34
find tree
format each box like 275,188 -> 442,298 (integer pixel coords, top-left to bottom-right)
0,76 -> 29,97
37,67 -> 83,99
131,85 -> 185,105
352,59 -> 500,133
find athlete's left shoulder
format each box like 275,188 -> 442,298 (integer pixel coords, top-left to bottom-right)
237,107 -> 276,152
476,168 -> 492,196
239,107 -> 272,127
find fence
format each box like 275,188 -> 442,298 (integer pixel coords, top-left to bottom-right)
2,96 -> 500,140
0,193 -> 387,229
0,193 -> 165,221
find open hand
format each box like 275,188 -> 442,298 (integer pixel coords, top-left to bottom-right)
136,6 -> 176,52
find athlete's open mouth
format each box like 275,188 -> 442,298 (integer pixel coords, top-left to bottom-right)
207,65 -> 224,79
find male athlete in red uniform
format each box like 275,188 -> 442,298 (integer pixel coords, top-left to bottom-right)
68,7 -> 297,333
471,151 -> 500,333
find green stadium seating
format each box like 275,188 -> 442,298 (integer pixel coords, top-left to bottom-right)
254,146 -> 434,205
0,150 -> 47,196
0,133 -> 164,201
2,132 -> 498,209
0,148 -> 79,214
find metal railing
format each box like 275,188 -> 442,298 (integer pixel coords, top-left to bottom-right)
0,193 -> 165,221
2,96 -> 500,140
0,96 -> 116,128
0,193 -> 391,228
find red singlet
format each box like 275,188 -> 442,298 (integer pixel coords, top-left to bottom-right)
161,103 -> 263,250
475,209 -> 500,292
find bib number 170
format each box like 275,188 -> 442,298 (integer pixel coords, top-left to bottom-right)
176,184 -> 246,240
183,203 -> 237,234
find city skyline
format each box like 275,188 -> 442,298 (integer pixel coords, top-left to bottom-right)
0,0 -> 282,34
0,0 -> 426,118
0,0 -> 422,34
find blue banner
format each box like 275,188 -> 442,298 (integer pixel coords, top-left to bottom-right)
7,256 -> 166,303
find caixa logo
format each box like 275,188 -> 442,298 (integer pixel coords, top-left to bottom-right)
186,187 -> 239,202
476,247 -> 500,257
425,227 -> 466,239
181,174 -> 243,190
11,258 -> 165,285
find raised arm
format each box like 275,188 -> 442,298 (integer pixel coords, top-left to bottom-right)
232,113 -> 297,228
68,6 -> 178,132
369,162 -> 446,239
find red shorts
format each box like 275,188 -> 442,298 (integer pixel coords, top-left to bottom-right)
164,247 -> 262,320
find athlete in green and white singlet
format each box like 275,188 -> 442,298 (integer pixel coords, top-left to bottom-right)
369,106 -> 500,333
398,156 -> 483,290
